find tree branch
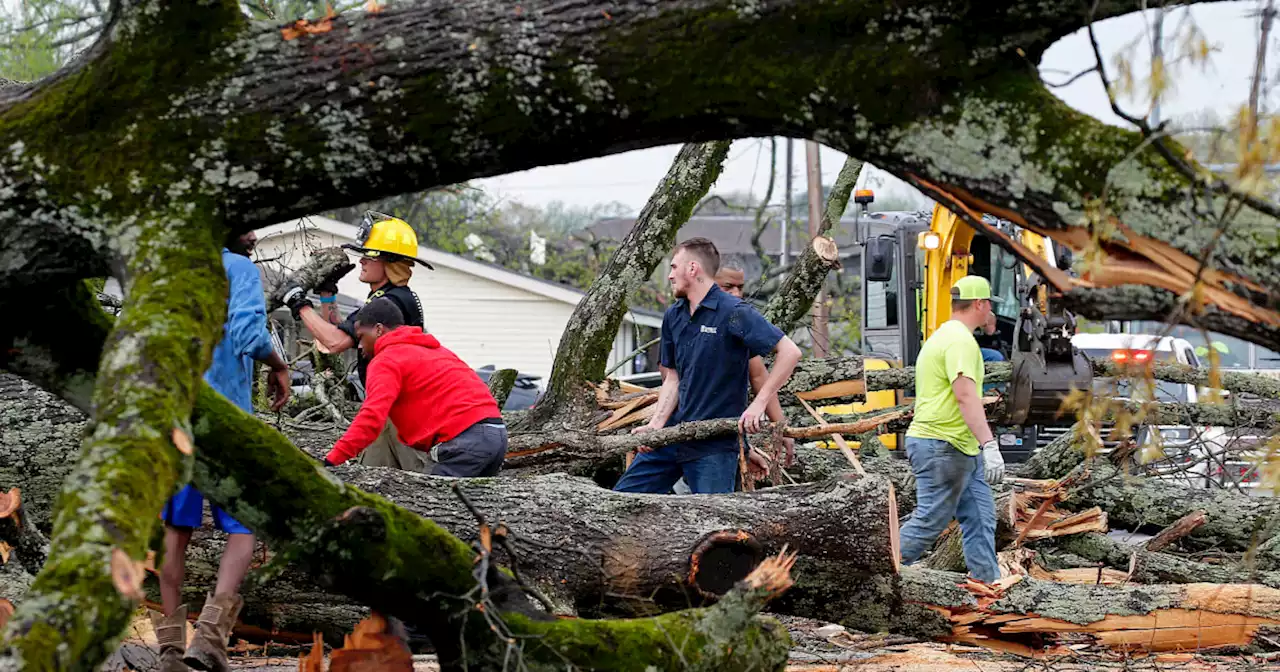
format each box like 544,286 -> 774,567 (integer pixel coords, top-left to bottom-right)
532,141 -> 730,418
762,156 -> 863,334
1,218 -> 227,669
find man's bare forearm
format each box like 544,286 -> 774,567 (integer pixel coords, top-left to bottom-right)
647,367 -> 680,428
299,306 -> 354,354
259,350 -> 289,372
749,358 -> 785,422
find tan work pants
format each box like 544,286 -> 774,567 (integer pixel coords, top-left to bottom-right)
358,420 -> 432,472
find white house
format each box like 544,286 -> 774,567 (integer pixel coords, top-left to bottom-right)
253,216 -> 662,381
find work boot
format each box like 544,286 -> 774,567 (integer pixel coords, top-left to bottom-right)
149,604 -> 189,672
182,593 -> 242,672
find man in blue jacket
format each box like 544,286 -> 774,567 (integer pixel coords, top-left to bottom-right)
150,231 -> 290,672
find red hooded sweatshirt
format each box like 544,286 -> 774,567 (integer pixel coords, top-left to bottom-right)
326,327 -> 501,465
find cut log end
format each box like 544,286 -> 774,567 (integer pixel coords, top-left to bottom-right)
0,598 -> 12,632
688,530 -> 764,598
0,488 -> 21,522
812,236 -> 840,264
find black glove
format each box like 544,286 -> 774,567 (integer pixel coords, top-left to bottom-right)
316,280 -> 340,296
282,286 -> 314,320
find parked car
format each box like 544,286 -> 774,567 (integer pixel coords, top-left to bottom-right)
345,365 -> 545,411
1037,333 -> 1226,488
474,365 -> 544,411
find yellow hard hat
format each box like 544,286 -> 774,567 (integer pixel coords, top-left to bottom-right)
343,210 -> 433,269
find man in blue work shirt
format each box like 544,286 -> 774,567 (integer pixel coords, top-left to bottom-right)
614,237 -> 803,494
151,231 -> 291,672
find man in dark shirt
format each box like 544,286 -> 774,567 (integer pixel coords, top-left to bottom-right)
614,238 -> 802,494
282,212 -> 430,471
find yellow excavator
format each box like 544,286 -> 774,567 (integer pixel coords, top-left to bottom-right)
822,195 -> 1092,460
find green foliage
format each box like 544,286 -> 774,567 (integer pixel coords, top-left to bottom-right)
0,1 -> 364,82
0,0 -> 100,81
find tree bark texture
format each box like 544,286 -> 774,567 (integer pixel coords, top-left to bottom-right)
485,368 -> 519,410
0,490 -> 49,579
168,469 -> 898,632
2,2 -> 1280,350
1039,532 -> 1280,590
1066,459 -> 1280,559
762,156 -> 864,335
0,375 -> 84,531
531,141 -> 730,418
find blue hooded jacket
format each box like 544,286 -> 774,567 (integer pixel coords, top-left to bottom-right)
204,249 -> 275,412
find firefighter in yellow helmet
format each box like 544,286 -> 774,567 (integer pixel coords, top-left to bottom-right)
282,211 -> 432,471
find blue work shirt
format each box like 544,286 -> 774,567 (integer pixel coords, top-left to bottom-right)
204,249 -> 276,412
660,283 -> 784,454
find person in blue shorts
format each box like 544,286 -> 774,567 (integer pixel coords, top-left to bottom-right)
151,230 -> 290,672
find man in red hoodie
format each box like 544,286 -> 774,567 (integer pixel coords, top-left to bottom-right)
323,298 -> 507,476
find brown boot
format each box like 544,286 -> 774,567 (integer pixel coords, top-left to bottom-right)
149,604 -> 189,672
181,593 -> 242,672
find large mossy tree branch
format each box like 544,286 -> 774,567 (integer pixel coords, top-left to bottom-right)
5,1 -> 1279,353
0,220 -> 227,671
763,156 -> 863,334
534,141 -> 730,418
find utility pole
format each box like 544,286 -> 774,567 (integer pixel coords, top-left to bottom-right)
805,140 -> 829,357
782,138 -> 792,272
1151,6 -> 1164,126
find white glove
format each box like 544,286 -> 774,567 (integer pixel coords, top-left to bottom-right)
981,439 -> 1005,484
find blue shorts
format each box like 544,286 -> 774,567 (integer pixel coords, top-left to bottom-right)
161,485 -> 251,535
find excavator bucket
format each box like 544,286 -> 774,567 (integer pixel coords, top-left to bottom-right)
999,285 -> 1093,426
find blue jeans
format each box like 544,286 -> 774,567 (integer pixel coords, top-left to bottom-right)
898,437 -> 999,583
613,444 -> 738,494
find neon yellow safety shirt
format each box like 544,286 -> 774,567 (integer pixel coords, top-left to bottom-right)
906,319 -> 984,455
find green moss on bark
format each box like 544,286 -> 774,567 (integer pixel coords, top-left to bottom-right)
1,221 -> 227,671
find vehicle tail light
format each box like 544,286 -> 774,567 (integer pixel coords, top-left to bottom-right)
1112,350 -> 1153,365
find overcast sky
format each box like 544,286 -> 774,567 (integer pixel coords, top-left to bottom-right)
476,3 -> 1271,213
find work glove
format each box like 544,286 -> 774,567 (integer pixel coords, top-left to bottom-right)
981,439 -> 1005,485
281,286 -> 313,320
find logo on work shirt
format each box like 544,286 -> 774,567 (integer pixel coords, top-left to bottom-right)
700,325 -> 718,334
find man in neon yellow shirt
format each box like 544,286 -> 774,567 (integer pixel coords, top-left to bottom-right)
899,275 -> 1004,583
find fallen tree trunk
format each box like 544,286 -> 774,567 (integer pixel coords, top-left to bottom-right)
1065,458 -> 1280,561
172,468 -> 898,634
786,355 -> 1280,406
0,374 -> 86,530
506,410 -> 911,472
1037,532 -> 1280,590
894,568 -> 1280,654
